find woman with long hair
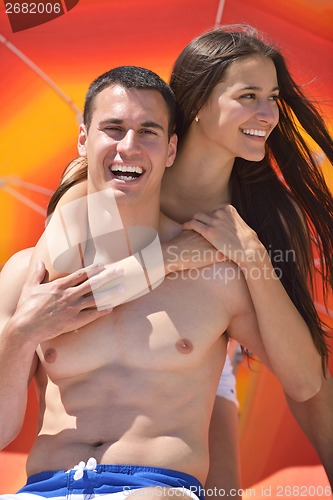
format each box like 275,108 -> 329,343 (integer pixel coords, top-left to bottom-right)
163,24 -> 333,489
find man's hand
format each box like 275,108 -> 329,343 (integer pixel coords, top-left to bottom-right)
12,261 -> 124,345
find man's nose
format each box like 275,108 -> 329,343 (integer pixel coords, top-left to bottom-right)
116,130 -> 141,155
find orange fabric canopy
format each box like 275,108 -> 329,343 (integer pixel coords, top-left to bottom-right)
0,0 -> 332,492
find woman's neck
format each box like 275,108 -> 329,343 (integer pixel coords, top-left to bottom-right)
161,131 -> 235,223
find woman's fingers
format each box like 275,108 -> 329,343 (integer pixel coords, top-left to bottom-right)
182,219 -> 207,234
59,263 -> 106,288
72,306 -> 113,328
59,264 -> 124,296
57,306 -> 113,334
181,205 -> 249,263
192,211 -> 214,224
84,266 -> 124,292
79,283 -> 125,310
182,208 -> 227,233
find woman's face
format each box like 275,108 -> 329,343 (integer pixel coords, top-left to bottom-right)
197,55 -> 280,162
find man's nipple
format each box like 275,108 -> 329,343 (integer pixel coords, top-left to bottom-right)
44,348 -> 57,363
175,338 -> 193,354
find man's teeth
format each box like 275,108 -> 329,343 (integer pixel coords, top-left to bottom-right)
241,129 -> 266,137
110,165 -> 143,181
111,165 -> 143,174
116,175 -> 137,181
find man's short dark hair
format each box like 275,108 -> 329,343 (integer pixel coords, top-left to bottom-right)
83,66 -> 175,138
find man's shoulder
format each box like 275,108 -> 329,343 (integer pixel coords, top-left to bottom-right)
1,247 -> 33,275
158,212 -> 181,241
0,248 -> 34,326
204,260 -> 254,315
202,260 -> 245,287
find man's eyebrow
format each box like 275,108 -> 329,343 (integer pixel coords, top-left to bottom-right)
99,118 -> 165,132
141,121 -> 165,132
99,118 -> 123,126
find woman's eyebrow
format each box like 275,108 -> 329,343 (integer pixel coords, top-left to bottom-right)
238,85 -> 280,92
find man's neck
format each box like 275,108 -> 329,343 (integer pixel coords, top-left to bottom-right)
158,212 -> 181,243
86,188 -> 161,261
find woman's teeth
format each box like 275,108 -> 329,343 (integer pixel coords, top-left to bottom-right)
241,129 -> 266,137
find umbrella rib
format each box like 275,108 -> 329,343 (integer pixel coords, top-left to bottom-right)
214,0 -> 226,28
1,185 -> 47,216
2,177 -> 53,195
0,33 -> 82,124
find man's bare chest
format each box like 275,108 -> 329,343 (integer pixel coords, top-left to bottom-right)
37,270 -> 230,380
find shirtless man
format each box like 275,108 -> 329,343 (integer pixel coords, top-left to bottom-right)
0,66 -> 323,499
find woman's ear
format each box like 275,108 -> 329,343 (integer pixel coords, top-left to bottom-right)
78,124 -> 88,157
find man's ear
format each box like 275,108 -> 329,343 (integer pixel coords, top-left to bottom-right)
78,124 -> 88,157
166,133 -> 178,168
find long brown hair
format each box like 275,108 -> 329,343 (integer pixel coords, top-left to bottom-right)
170,25 -> 333,369
47,157 -> 87,217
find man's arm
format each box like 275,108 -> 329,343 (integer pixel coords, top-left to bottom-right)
0,249 -> 123,450
0,249 -> 39,449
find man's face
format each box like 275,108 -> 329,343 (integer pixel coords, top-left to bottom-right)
78,84 -> 177,207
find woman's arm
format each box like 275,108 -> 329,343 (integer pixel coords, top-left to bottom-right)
38,179 -> 224,307
206,396 -> 241,499
286,374 -> 333,488
205,349 -> 242,499
182,205 -> 323,402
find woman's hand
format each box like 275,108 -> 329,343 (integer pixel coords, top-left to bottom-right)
182,205 -> 266,269
162,229 -> 226,275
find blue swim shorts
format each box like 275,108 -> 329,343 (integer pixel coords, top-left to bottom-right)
13,463 -> 205,500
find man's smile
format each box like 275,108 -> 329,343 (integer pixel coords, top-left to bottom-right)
110,164 -> 144,182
